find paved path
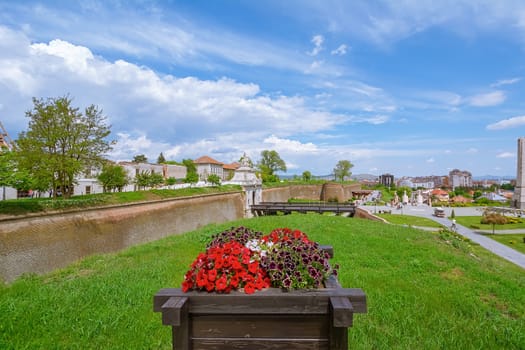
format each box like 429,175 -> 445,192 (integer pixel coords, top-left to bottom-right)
360,205 -> 525,270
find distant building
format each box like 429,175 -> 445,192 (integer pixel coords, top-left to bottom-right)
449,169 -> 472,189
379,173 -> 394,187
194,155 -> 224,181
223,162 -> 240,181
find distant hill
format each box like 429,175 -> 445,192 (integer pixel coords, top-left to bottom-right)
473,175 -> 515,181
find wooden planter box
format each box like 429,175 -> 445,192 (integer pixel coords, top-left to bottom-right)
154,247 -> 367,350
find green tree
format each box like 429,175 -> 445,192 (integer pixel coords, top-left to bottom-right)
302,170 -> 312,182
182,159 -> 198,184
257,150 -> 286,182
157,152 -> 166,164
165,177 -> 177,186
134,170 -> 164,190
207,174 -> 221,186
97,163 -> 129,192
16,96 -> 113,199
133,154 -> 148,163
333,160 -> 353,182
0,148 -> 33,199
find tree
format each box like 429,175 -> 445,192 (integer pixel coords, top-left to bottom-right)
333,160 -> 353,182
97,163 -> 129,192
481,213 -> 507,235
302,170 -> 312,182
157,152 -> 166,164
133,154 -> 148,163
134,170 -> 164,190
207,174 -> 221,187
257,150 -> 286,182
0,148 -> 33,199
16,96 -> 113,199
165,177 -> 177,186
183,159 -> 198,184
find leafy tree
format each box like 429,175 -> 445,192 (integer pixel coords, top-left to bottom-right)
481,213 -> 507,234
207,174 -> 221,186
182,159 -> 198,183
0,148 -> 33,199
133,154 -> 148,163
134,170 -> 164,190
157,152 -> 166,164
184,171 -> 199,185
165,177 -> 177,186
148,172 -> 165,188
302,170 -> 312,182
16,96 -> 112,198
97,163 -> 129,192
134,171 -> 150,190
257,150 -> 286,182
333,160 -> 353,182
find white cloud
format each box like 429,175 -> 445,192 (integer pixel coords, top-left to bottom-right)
331,44 -> 348,55
486,115 -> 525,130
497,152 -> 514,158
466,148 -> 478,154
262,135 -> 319,154
307,35 -> 324,56
426,157 -> 435,163
0,30 -> 353,163
490,77 -> 521,87
469,91 -> 506,107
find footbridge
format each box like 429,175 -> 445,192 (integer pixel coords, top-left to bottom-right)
251,202 -> 356,217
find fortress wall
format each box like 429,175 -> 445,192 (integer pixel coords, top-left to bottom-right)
0,192 -> 244,283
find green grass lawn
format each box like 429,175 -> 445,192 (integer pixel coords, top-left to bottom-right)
376,213 -> 444,228
455,216 -> 525,230
0,185 -> 242,216
1,214 -> 524,349
487,234 -> 525,254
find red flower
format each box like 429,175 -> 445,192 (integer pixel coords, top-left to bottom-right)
244,282 -> 255,294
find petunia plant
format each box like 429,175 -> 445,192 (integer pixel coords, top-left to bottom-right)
182,226 -> 338,294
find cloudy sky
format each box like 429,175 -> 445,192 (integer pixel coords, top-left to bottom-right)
1,1 -> 524,177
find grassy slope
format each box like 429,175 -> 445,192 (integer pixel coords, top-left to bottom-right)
1,214 -> 524,349
376,213 -> 443,228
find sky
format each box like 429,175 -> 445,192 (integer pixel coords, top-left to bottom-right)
1,1 -> 525,178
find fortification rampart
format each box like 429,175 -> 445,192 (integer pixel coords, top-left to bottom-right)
1,184 -> 364,283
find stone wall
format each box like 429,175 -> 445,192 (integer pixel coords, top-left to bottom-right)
0,192 -> 245,283
262,185 -> 323,202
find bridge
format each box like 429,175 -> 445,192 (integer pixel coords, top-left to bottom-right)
251,202 -> 356,217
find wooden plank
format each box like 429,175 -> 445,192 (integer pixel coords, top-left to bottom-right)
192,338 -> 329,350
330,297 -> 353,327
192,314 -> 328,339
155,287 -> 367,314
161,296 -> 188,326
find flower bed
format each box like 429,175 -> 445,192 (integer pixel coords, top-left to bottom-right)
154,226 -> 367,349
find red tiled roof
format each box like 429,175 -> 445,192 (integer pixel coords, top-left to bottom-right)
194,155 -> 223,165
223,162 -> 240,170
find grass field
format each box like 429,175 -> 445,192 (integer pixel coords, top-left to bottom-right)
455,216 -> 525,230
376,213 -> 444,228
487,234 -> 525,254
1,214 -> 524,349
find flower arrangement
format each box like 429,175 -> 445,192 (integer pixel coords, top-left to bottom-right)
182,226 -> 338,294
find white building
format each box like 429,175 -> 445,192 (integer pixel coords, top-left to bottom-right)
194,156 -> 224,181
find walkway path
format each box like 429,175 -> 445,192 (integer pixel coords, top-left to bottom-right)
361,205 -> 525,269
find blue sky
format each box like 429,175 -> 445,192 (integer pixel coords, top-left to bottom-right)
1,1 -> 524,177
